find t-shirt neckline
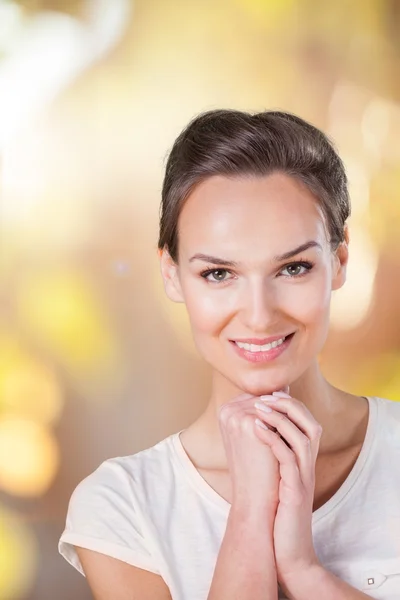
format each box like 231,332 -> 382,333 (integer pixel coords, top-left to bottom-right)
171,396 -> 379,520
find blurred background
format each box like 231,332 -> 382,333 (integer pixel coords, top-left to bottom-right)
0,0 -> 399,598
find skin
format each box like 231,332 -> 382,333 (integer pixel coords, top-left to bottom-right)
160,172 -> 368,471
159,172 -> 371,597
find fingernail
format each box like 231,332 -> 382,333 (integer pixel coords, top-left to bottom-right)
272,391 -> 291,398
260,394 -> 278,402
255,401 -> 273,413
255,418 -> 269,430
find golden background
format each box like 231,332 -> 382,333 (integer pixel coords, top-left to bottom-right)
0,0 -> 399,598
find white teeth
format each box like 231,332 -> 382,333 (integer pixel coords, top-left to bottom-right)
250,344 -> 261,352
236,337 -> 286,352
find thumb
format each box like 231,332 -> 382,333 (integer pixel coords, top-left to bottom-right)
275,385 -> 290,396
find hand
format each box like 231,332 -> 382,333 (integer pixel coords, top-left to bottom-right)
253,390 -> 323,590
218,392 -> 284,522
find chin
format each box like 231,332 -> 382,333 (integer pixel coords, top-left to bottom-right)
235,373 -> 288,397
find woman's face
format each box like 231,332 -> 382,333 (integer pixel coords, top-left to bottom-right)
161,172 -> 347,396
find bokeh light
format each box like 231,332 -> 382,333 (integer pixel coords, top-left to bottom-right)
0,505 -> 38,600
0,416 -> 59,497
330,226 -> 378,330
0,332 -> 63,424
16,269 -> 119,377
0,1 -> 399,598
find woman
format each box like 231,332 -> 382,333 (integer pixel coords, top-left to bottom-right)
58,109 -> 400,599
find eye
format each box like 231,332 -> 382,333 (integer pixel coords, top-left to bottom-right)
280,261 -> 314,278
200,268 -> 233,283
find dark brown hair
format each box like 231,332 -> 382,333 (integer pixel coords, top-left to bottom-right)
158,109 -> 350,262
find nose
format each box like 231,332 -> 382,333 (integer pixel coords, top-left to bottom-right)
239,278 -> 278,332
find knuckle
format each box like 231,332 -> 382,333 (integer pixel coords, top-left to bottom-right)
313,424 -> 323,438
269,436 -> 280,450
274,411 -> 286,423
230,414 -> 241,428
218,409 -> 229,425
271,432 -> 286,448
282,445 -> 297,463
218,404 -> 229,417
228,412 -> 249,432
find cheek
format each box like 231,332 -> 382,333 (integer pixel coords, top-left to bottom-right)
182,273 -> 332,334
183,287 -> 227,333
278,276 -> 332,325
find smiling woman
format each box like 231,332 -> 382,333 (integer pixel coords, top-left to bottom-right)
58,109 -> 400,600
160,169 -> 344,397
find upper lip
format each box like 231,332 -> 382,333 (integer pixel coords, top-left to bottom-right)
232,333 -> 294,345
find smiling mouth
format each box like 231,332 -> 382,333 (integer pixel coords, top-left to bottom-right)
231,333 -> 295,353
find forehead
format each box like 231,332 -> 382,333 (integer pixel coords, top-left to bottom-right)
178,173 -> 328,258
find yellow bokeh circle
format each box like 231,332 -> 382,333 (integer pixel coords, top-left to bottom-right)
0,357 -> 63,425
0,504 -> 38,599
0,417 -> 59,497
0,332 -> 63,424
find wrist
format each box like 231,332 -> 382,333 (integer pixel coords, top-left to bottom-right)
228,504 -> 276,549
230,500 -> 277,527
281,562 -> 326,599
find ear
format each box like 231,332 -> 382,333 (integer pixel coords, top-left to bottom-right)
158,247 -> 185,303
331,224 -> 349,291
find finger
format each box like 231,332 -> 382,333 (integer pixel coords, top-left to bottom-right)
254,404 -> 313,486
229,393 -> 255,403
219,393 -> 254,413
258,395 -> 322,460
254,420 -> 304,497
275,385 -> 290,396
218,394 -> 257,424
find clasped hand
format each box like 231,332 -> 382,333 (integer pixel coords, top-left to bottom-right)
219,387 -> 323,594
254,388 -> 323,592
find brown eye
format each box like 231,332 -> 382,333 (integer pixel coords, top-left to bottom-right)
286,265 -> 303,276
201,268 -> 231,282
208,269 -> 228,281
280,261 -> 313,278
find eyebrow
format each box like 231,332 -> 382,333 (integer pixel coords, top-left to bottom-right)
189,241 -> 322,267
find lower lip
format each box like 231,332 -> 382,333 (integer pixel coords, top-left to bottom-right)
230,334 -> 294,363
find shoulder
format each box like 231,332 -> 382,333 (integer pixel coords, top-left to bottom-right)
71,433 -> 177,507
373,396 -> 400,441
59,432 -> 179,577
375,396 -> 400,420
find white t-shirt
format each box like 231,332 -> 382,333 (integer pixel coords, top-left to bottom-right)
59,396 -> 400,599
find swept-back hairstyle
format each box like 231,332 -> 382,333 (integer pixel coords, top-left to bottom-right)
158,109 -> 350,262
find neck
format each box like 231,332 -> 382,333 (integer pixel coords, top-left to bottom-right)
190,360 -> 364,470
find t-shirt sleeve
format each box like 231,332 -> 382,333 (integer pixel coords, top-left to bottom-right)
58,458 -> 160,576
